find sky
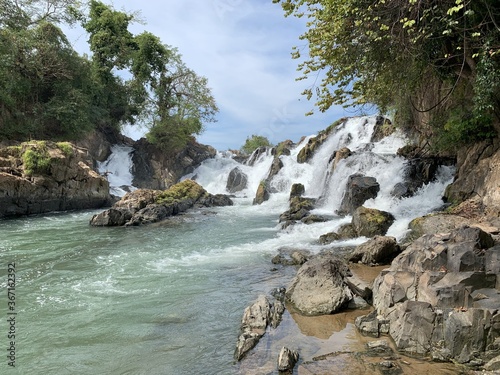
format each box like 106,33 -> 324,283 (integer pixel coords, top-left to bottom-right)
66,0 -> 364,150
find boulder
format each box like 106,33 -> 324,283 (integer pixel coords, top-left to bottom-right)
253,181 -> 270,205
337,174 -> 380,216
330,147 -> 352,171
352,207 -> 395,238
370,116 -> 396,142
90,180 -> 232,226
408,213 -> 472,239
246,146 -> 270,166
226,167 -> 248,193
349,236 -> 400,265
289,183 -> 305,199
279,196 -> 315,225
286,255 -> 353,315
267,157 -> 284,181
297,118 -> 345,163
271,248 -> 311,266
277,347 -> 299,372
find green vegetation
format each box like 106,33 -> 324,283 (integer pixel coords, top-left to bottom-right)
156,180 -> 206,205
273,0 -> 500,148
0,0 -> 218,151
21,142 -> 51,175
56,142 -> 73,156
241,135 -> 273,155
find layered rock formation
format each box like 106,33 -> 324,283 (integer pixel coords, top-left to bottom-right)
0,141 -> 111,218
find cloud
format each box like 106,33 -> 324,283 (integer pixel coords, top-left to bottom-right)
66,0 -> 358,150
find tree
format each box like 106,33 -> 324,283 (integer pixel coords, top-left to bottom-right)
240,135 -> 273,154
83,1 -> 218,152
273,0 -> 500,148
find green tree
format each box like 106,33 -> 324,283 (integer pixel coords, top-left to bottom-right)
240,135 -> 273,154
273,0 -> 500,148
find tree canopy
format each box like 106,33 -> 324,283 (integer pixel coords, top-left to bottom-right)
0,0 -> 218,152
240,135 -> 273,154
273,0 -> 500,149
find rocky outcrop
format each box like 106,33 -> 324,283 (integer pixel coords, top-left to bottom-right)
226,167 -> 248,193
337,174 -> 380,216
297,118 -> 346,163
286,255 -> 353,315
0,141 -> 111,218
131,138 -> 216,190
370,116 -> 396,143
445,139 -> 500,217
90,180 -> 232,226
279,195 -> 316,228
363,226 -> 500,364
234,291 -> 286,361
349,236 -> 400,265
253,181 -> 271,205
76,126 -> 133,165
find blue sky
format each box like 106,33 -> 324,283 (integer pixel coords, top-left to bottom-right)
66,0 -> 364,150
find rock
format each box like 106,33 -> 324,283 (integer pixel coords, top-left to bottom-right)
286,255 -> 353,315
370,226 -> 500,363
349,236 -> 400,265
337,223 -> 358,239
297,118 -> 346,163
408,213 -> 472,239
331,147 -> 352,171
268,157 -> 284,181
253,181 -> 270,205
91,180 -> 232,226
347,295 -> 369,309
485,355 -> 500,371
345,272 -> 372,300
234,295 -> 271,361
337,174 -> 380,216
132,138 -> 216,190
371,116 -> 396,142
319,232 -> 341,245
246,146 -> 270,166
301,214 -> 329,224
279,196 -> 315,224
0,141 -> 111,218
355,310 -> 382,337
272,248 -> 311,266
352,207 -> 395,238
289,183 -> 305,199
273,140 -> 294,157
277,347 -> 299,372
226,167 -> 248,193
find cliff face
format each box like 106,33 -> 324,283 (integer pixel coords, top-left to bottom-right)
0,141 -> 111,218
131,138 -> 216,190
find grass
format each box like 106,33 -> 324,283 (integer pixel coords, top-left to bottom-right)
21,141 -> 51,176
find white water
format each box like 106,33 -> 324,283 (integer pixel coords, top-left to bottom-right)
188,116 -> 455,244
97,145 -> 136,197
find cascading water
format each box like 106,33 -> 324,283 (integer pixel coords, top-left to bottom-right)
97,144 -> 136,197
189,116 -> 455,244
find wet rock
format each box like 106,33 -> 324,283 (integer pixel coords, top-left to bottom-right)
371,116 -> 396,142
271,248 -> 311,266
331,147 -> 352,171
91,180 -> 232,226
279,196 -> 315,225
289,183 -> 305,199
349,236 -> 400,265
246,146 -> 270,166
277,347 -> 299,372
337,174 -> 380,216
268,157 -> 284,181
226,167 -> 248,193
286,255 -> 353,315
253,181 -> 270,205
352,207 -> 395,238
301,214 -> 329,224
408,213 -> 473,239
319,232 -> 341,245
234,295 -> 271,361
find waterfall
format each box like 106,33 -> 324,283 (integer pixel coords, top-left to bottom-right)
188,116 -> 455,242
97,145 -> 136,197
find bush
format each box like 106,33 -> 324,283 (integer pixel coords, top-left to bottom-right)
22,142 -> 52,175
240,135 -> 273,155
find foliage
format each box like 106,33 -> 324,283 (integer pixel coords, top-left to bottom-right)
273,0 -> 500,145
156,179 -> 206,205
56,141 -> 73,156
240,135 -> 273,154
0,0 -> 218,149
22,141 -> 51,175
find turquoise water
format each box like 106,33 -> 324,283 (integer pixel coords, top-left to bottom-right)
0,204 -> 293,375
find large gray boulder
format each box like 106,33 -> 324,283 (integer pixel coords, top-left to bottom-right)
226,167 -> 248,193
286,255 -> 353,315
352,206 -> 395,237
349,236 -> 400,265
337,174 -> 380,216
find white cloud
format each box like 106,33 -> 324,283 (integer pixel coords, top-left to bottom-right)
66,0 -> 357,150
